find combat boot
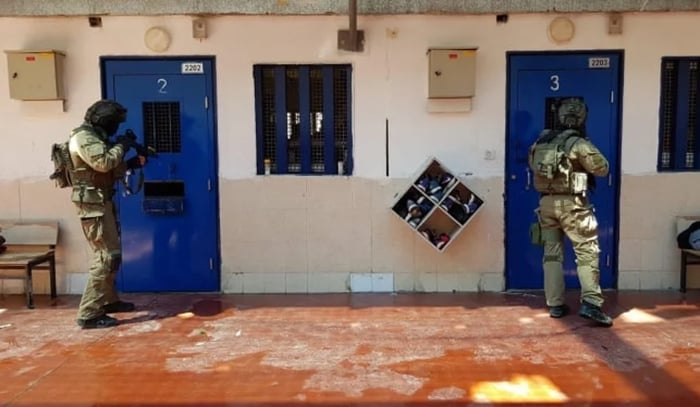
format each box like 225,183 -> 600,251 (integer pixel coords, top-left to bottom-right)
549,304 -> 569,318
578,301 -> 613,327
78,314 -> 118,329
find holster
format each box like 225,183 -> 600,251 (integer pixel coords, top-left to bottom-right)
530,221 -> 544,246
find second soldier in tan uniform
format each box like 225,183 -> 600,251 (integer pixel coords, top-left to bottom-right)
528,97 -> 613,327
68,100 -> 146,329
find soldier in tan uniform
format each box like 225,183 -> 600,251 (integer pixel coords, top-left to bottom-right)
528,98 -> 613,327
69,100 -> 146,329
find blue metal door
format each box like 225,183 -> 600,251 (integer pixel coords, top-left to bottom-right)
506,52 -> 622,290
103,58 -> 219,292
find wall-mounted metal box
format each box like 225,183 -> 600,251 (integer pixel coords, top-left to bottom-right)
428,48 -> 476,99
5,50 -> 65,100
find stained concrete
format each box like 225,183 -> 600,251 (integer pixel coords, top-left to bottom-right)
1,291 -> 699,405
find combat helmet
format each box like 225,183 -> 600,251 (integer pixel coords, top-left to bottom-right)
84,99 -> 127,136
557,98 -> 587,130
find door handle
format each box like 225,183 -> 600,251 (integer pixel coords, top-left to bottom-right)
525,168 -> 531,190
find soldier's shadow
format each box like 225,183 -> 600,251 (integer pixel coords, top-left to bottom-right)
115,295 -> 228,325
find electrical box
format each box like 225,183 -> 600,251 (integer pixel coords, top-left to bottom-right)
428,48 -> 476,99
5,50 -> 65,100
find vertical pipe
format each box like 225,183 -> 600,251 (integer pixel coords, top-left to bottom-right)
349,0 -> 357,32
385,118 -> 389,177
349,0 -> 357,49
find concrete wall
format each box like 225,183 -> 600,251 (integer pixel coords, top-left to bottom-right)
1,12 -> 699,295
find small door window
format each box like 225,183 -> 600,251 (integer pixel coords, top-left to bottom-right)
143,101 -> 181,153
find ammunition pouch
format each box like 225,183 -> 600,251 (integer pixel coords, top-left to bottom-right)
70,168 -> 115,205
71,185 -> 113,205
535,171 -> 589,196
69,168 -> 114,189
570,172 -> 588,195
530,222 -> 543,246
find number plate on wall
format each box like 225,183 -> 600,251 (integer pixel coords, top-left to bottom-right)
588,57 -> 610,69
181,62 -> 204,74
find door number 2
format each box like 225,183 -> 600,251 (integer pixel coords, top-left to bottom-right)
549,75 -> 560,91
157,78 -> 168,94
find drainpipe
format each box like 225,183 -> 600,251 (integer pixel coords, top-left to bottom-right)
337,0 -> 364,52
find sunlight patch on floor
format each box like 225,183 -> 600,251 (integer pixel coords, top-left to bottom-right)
471,374 -> 568,403
618,308 -> 665,324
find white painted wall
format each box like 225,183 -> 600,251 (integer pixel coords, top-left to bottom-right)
1,12 -> 699,294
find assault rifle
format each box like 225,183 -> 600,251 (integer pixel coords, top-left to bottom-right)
115,129 -> 157,195
116,129 -> 158,158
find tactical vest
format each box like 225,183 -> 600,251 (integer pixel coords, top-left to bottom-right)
68,126 -> 116,204
529,129 -> 586,194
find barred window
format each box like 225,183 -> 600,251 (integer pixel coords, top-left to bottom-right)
142,102 -> 181,153
254,64 -> 353,175
658,58 -> 700,171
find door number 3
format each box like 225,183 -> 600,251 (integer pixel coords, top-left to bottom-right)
549,75 -> 560,91
157,78 -> 168,94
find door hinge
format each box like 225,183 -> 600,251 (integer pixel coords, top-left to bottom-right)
606,254 -> 610,267
209,258 -> 213,270
608,174 -> 612,186
205,96 -> 209,109
610,91 -> 614,103
208,178 -> 212,191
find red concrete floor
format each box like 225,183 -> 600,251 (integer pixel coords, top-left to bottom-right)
0,291 -> 699,407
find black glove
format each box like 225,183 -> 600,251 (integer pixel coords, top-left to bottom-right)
126,156 -> 144,169
115,130 -> 138,153
115,136 -> 134,154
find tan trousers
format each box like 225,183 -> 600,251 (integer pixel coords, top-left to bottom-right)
76,201 -> 121,320
537,194 -> 604,308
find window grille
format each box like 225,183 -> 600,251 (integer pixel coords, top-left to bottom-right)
658,57 -> 700,171
142,102 -> 181,153
254,64 -> 353,175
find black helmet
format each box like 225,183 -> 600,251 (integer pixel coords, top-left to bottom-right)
84,99 -> 127,136
557,98 -> 587,130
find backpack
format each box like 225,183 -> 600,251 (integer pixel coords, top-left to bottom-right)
529,129 -> 582,193
49,141 -> 73,188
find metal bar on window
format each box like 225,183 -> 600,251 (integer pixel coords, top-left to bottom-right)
322,66 -> 335,175
299,66 -> 312,174
275,66 -> 288,174
254,67 -> 265,175
345,66 -> 354,175
658,59 -> 677,171
674,61 -> 691,170
696,84 -> 700,171
690,61 -> 699,169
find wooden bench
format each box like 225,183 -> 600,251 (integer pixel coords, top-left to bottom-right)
0,221 -> 58,308
677,216 -> 700,292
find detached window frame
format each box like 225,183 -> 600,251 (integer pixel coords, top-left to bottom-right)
254,64 -> 354,175
658,57 -> 700,172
